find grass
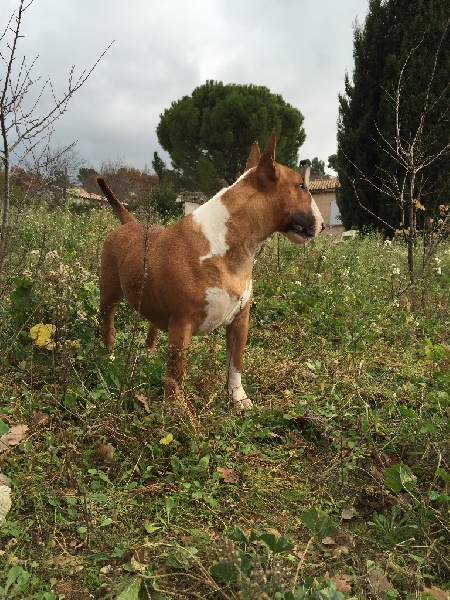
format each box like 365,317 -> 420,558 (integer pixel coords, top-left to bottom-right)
0,202 -> 449,599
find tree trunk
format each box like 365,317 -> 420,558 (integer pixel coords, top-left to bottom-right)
407,176 -> 415,287
0,109 -> 10,275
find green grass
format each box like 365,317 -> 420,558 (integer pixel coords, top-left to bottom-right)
0,203 -> 449,599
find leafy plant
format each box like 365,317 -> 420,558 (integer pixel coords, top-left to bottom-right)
368,506 -> 417,548
208,529 -> 347,599
0,206 -> 449,597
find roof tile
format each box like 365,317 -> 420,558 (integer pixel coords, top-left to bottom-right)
309,177 -> 339,192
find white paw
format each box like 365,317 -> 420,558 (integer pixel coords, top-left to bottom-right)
227,354 -> 252,410
235,396 -> 253,411
230,389 -> 253,411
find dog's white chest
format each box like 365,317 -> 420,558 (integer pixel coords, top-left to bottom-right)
197,283 -> 252,334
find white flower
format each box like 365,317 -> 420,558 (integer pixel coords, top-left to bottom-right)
392,266 -> 400,275
436,266 -> 442,275
294,280 -> 301,286
384,239 -> 392,247
0,485 -> 12,524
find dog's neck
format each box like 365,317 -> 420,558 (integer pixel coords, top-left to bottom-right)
192,168 -> 280,261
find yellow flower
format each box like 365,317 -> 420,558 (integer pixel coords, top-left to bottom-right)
65,339 -> 81,350
30,323 -> 56,350
159,433 -> 174,446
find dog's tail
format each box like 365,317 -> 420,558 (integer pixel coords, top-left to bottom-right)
97,177 -> 136,225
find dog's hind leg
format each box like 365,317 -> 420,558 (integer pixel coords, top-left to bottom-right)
100,299 -> 122,351
226,302 -> 252,410
145,324 -> 159,356
165,319 -> 193,403
99,265 -> 123,351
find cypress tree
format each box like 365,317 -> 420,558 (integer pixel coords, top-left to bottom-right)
337,0 -> 450,233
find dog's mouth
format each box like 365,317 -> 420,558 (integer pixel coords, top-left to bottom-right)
290,222 -> 312,239
282,213 -> 317,244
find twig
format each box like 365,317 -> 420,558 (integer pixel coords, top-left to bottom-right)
291,536 -> 314,592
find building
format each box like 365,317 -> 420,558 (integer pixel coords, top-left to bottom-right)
67,188 -> 108,205
176,190 -> 208,215
67,187 -> 132,207
309,177 -> 343,236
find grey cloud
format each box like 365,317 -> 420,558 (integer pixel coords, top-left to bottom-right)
3,0 -> 368,173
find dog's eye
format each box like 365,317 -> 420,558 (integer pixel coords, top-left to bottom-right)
297,182 -> 306,190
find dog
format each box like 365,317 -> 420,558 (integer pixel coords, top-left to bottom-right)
97,130 -> 324,409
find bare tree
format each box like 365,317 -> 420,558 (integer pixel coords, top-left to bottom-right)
33,143 -> 85,206
0,0 -> 112,271
84,158 -> 159,207
376,19 -> 450,285
342,19 -> 450,289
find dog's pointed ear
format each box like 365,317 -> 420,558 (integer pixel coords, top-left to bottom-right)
245,141 -> 261,171
257,128 -> 278,181
299,159 -> 311,189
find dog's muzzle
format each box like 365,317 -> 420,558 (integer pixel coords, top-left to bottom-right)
284,211 -> 319,241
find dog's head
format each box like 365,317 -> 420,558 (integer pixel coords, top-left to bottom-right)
246,130 -> 324,243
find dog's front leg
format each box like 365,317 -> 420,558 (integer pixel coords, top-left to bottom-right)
226,302 -> 252,410
165,319 -> 193,403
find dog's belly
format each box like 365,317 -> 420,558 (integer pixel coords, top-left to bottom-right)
196,283 -> 252,334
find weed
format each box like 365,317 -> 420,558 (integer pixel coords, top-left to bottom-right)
0,207 -> 449,597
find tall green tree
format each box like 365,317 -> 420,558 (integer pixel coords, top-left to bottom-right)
157,81 -> 305,195
150,151 -> 181,220
337,0 -> 450,235
78,167 -> 98,186
327,154 -> 338,173
310,157 -> 326,179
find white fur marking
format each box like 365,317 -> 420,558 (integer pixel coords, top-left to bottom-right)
310,196 -> 323,235
227,351 -> 252,409
197,282 -> 252,334
192,173 -> 247,262
192,192 -> 230,261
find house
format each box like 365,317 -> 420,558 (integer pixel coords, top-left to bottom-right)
67,188 -> 108,205
309,177 -> 344,236
176,190 -> 208,215
67,187 -> 130,207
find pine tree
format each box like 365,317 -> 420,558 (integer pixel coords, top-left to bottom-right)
157,81 -> 305,196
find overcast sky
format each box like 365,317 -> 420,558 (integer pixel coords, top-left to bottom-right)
3,0 -> 369,176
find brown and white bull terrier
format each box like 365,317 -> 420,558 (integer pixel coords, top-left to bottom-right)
97,130 -> 324,409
